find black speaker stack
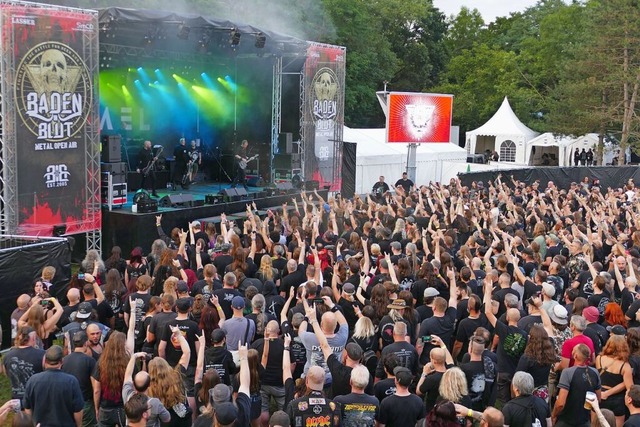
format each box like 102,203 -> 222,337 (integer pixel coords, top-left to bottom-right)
101,135 -> 127,207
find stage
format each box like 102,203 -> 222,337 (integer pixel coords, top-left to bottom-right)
101,179 -> 327,256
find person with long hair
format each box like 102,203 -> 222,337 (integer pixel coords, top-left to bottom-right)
438,367 -> 471,406
146,239 -> 166,277
255,255 -> 279,286
595,335 -> 634,427
91,331 -> 129,426
627,328 -> 640,384
138,295 -> 161,353
516,324 -> 556,401
349,315 -> 378,354
102,268 -> 127,331
17,295 -> 63,349
246,294 -> 271,342
151,249 -> 178,296
105,246 -> 126,277
125,247 -> 148,289
245,349 -> 262,427
148,325 -> 192,426
603,302 -> 628,329
367,284 -> 389,327
82,249 -> 106,285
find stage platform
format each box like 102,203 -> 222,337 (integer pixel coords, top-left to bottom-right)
101,180 -> 326,256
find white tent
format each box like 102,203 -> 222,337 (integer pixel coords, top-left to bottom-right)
465,97 -> 539,163
343,126 -> 467,194
525,132 -> 573,166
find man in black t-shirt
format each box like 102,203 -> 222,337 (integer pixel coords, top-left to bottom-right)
62,331 -> 98,427
286,366 -> 341,427
625,385 -> 640,426
453,294 -> 490,362
334,365 -> 379,427
459,336 -> 496,411
483,279 -> 527,407
213,272 -> 242,319
417,281 -> 457,365
204,329 -> 237,385
374,322 -> 419,380
251,321 -> 288,413
3,326 -> 45,400
147,294 -> 177,353
502,372 -> 551,427
394,172 -> 414,194
417,339 -> 454,413
172,137 -> 189,190
374,354 -> 399,404
377,367 -> 425,427
231,139 -> 250,190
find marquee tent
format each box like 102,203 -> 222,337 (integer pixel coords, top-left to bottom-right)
344,127 -> 467,194
465,97 -> 539,163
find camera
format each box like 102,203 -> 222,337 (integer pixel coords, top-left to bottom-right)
422,335 -> 432,343
312,298 -> 325,305
78,273 -> 85,280
144,353 -> 153,362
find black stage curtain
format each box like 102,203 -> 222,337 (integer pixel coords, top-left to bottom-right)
342,141 -> 357,198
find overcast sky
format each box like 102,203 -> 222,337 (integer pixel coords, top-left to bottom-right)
433,0 -> 541,22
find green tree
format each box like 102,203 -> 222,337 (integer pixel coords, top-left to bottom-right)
444,6 -> 485,57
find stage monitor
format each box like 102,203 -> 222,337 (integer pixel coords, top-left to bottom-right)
386,92 -> 453,144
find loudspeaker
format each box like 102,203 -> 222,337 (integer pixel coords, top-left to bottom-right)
278,132 -> 293,154
235,187 -> 248,197
101,134 -> 122,162
159,194 -> 194,207
273,154 -> 292,169
222,188 -> 238,197
101,162 -> 127,175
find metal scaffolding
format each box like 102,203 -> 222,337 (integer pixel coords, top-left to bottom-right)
270,56 -> 282,184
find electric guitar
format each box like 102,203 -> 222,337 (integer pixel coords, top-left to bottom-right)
142,146 -> 163,176
239,154 -> 259,170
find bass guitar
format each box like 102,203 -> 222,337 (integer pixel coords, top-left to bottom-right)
239,154 -> 259,170
142,146 -> 163,176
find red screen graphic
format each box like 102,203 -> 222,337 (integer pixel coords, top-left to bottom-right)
387,93 -> 453,143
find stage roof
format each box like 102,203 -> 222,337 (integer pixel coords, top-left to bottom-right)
98,7 -> 308,61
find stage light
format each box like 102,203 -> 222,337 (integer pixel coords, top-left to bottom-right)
255,32 -> 266,48
230,28 -> 241,46
177,23 -> 190,40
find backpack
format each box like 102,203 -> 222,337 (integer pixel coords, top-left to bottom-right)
512,397 -> 543,427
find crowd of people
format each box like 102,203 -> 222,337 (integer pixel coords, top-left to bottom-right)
4,172 -> 640,427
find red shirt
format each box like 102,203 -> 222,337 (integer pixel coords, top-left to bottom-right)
561,334 -> 595,367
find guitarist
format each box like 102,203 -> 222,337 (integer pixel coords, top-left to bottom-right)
231,139 -> 250,190
137,140 -> 159,197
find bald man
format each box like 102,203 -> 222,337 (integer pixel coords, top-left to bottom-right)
286,366 -> 341,426
123,352 -> 171,426
454,404 -> 504,427
483,278 -> 528,407
417,335 -> 455,413
86,323 -> 103,360
11,294 -> 31,339
251,320 -> 287,422
59,288 -> 81,329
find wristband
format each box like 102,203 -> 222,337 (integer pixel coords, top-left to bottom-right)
177,266 -> 183,270
303,316 -> 309,323
330,305 -> 339,313
467,409 -> 473,418
284,346 -> 291,351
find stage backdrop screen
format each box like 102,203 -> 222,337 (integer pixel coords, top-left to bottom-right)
1,3 -> 100,235
386,92 -> 453,143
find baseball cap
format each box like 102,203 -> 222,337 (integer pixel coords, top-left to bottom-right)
177,280 -> 189,293
192,220 -> 201,228
45,345 -> 64,364
211,329 -> 226,344
269,410 -> 291,427
390,241 -> 401,251
72,330 -> 88,346
611,325 -> 627,336
214,402 -> 237,425
542,283 -> 555,298
424,288 -> 440,298
393,366 -> 413,387
345,342 -> 363,361
76,301 -> 92,319
549,304 -> 568,325
342,283 -> 356,295
583,306 -> 599,323
232,295 -> 245,310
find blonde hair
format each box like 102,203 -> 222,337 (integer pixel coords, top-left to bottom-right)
42,266 -> 56,282
163,277 -> 178,300
148,358 -> 186,408
438,367 -> 468,403
259,256 -> 274,281
352,316 -> 375,339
